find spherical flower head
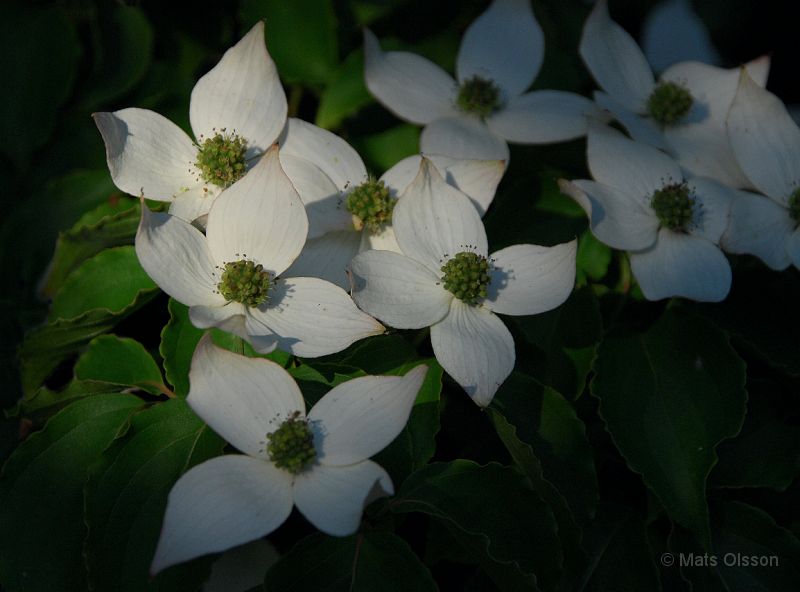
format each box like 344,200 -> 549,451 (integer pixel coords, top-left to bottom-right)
440,251 -> 491,304
789,188 -> 800,225
266,411 -> 316,474
217,260 -> 271,307
650,181 -> 696,231
195,130 -> 248,188
646,81 -> 693,126
345,178 -> 395,232
456,75 -> 503,119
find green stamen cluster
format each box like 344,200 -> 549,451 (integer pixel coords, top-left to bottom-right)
345,179 -> 395,231
195,130 -> 248,187
441,251 -> 491,304
217,260 -> 270,307
651,182 -> 695,232
789,188 -> 800,225
267,412 -> 316,474
647,81 -> 693,126
456,76 -> 502,118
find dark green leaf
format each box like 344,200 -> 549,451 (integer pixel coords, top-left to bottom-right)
316,49 -> 373,130
0,394 -> 143,592
85,399 -> 225,591
392,460 -> 561,591
591,309 -> 747,548
0,3 -> 80,167
75,335 -> 165,395
263,531 -> 437,592
576,230 -> 612,284
240,0 -> 338,85
16,379 -> 129,420
38,197 -> 139,299
578,504 -> 662,591
353,125 -> 420,174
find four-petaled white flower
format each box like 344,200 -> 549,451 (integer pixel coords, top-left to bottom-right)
150,335 -> 428,574
348,159 -> 576,406
580,0 -> 769,189
135,145 -> 384,357
364,0 -> 599,162
275,119 -> 505,289
94,22 -> 287,223
561,125 -> 732,302
721,70 -> 800,270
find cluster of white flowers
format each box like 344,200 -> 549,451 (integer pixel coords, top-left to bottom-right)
557,0 -> 798,302
92,0 -> 797,575
94,1 -> 583,573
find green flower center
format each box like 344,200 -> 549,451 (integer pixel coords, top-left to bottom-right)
789,188 -> 800,225
267,411 -> 316,474
647,81 -> 693,126
456,76 -> 502,118
195,130 -> 248,187
440,251 -> 491,305
217,260 -> 271,307
345,179 -> 395,232
651,182 -> 695,232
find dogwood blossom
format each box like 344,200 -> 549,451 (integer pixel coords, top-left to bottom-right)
150,336 -> 427,574
721,71 -> 800,270
94,22 -> 287,223
561,125 -> 732,302
135,145 -> 383,357
580,0 -> 769,188
348,158 -> 576,406
364,0 -> 599,162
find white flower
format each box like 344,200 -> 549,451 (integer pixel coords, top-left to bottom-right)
348,159 -> 576,406
135,145 -> 384,357
150,336 -> 428,574
94,22 -> 287,223
364,0 -> 599,162
274,118 -> 506,289
561,125 -> 732,302
721,70 -> 800,270
580,0 -> 769,188
641,0 -> 720,73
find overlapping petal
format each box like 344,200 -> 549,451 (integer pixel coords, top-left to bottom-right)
293,461 -> 393,537
431,301 -> 515,407
284,230 -> 362,290
150,455 -> 293,575
721,191 -> 794,270
559,179 -> 658,251
420,116 -> 510,161
363,29 -> 458,125
93,109 -> 199,201
456,0 -> 544,97
727,71 -> 800,203
249,277 -> 384,357
629,229 -> 731,301
579,0 -> 655,113
309,365 -> 428,466
485,241 -> 577,316
189,22 -> 287,156
688,177 -> 731,244
487,91 -> 600,144
135,206 -> 222,306
393,159 -> 488,272
593,92 -> 668,150
187,336 -> 305,459
206,146 -> 308,275
349,249 -> 453,329
168,185 -> 220,223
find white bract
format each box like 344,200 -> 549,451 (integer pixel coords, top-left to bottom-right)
580,0 -> 769,188
364,0 -> 599,162
641,0 -> 720,73
94,22 -> 287,223
135,145 -> 384,357
561,125 -> 732,302
151,336 -> 428,574
348,159 -> 576,406
721,71 -> 800,270
278,119 -> 505,289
